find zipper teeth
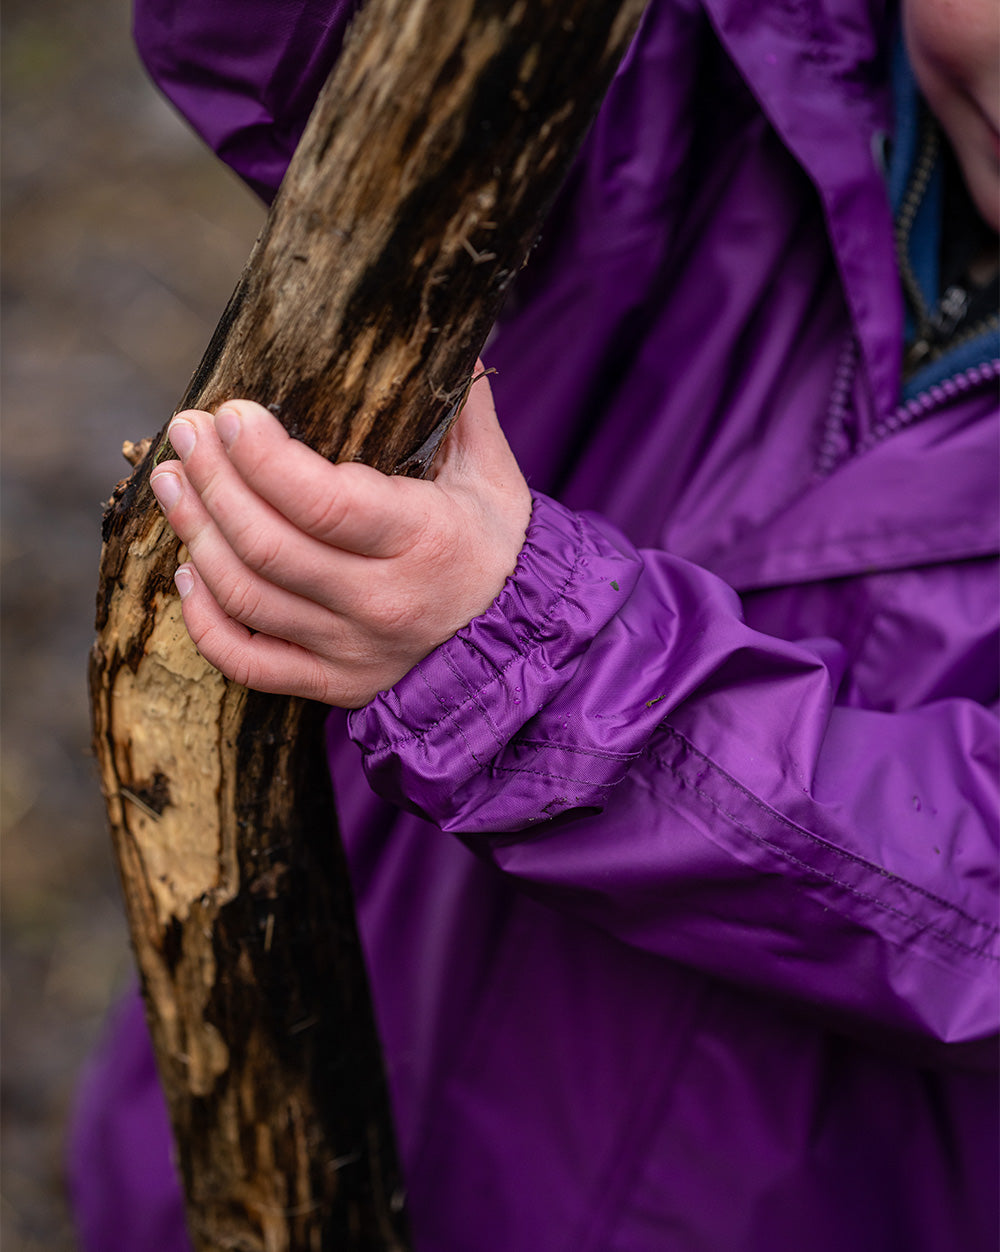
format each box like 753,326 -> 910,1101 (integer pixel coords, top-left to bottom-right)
894,117 -> 939,329
895,118 -> 997,374
817,115 -> 996,475
815,334 -> 859,477
940,311 -> 1000,357
857,356 -> 1000,455
911,311 -> 1000,374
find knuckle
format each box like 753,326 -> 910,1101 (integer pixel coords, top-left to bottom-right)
216,576 -> 264,624
227,656 -> 256,690
230,522 -> 285,578
204,633 -> 255,688
297,486 -> 351,541
184,602 -> 261,690
193,460 -> 228,508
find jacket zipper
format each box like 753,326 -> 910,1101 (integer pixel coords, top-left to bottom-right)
856,356 -> 1000,456
894,117 -> 938,332
816,113 -> 998,477
896,118 -> 999,376
817,343 -> 999,475
904,300 -> 1000,377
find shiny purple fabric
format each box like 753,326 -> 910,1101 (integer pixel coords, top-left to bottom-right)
72,1 -> 999,1249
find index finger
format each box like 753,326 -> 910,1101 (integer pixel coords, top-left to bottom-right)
191,401 -> 433,558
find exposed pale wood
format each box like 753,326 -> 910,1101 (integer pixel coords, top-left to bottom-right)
90,0 -> 647,1247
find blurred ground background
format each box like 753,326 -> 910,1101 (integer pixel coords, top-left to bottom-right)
2,2 -> 264,1245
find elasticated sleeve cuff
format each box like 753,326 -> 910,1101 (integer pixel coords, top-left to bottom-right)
348,492 -> 641,802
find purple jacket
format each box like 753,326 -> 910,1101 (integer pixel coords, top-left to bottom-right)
72,2 -> 999,1249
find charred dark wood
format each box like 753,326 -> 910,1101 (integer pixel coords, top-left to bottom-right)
89,0 -> 646,1248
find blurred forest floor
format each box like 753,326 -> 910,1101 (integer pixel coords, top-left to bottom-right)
2,2 -> 264,1246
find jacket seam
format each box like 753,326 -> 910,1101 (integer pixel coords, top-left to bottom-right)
510,737 -> 638,762
442,646 -> 509,758
651,729 -> 1000,957
415,662 -> 489,767
661,728 -> 1000,934
490,763 -> 620,788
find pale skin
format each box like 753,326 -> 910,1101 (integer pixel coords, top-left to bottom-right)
903,0 -> 1000,233
151,0 -> 997,709
149,372 -> 531,708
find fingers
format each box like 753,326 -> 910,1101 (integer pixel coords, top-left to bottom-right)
423,370 -> 527,508
173,561 -> 410,708
191,401 -> 430,558
172,563 -> 344,702
146,376 -> 532,707
149,461 -> 342,647
152,411 -> 378,610
166,375 -> 515,570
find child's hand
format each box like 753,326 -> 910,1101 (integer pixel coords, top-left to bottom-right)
148,371 -> 531,707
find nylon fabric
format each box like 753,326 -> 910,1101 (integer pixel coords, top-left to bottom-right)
72,1 -> 999,1249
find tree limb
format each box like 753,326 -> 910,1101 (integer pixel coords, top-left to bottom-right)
90,1 -> 647,1247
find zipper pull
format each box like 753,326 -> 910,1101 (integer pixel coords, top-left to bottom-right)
903,285 -> 972,376
930,284 -> 970,337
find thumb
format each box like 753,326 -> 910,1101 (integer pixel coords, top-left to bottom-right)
434,366 -> 523,490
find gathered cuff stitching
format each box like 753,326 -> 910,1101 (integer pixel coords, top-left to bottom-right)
441,646 -> 507,757
359,504 -> 605,750
415,663 -> 487,767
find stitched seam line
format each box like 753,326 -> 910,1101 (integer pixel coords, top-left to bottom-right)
441,646 -> 506,757
510,737 -> 638,763
651,730 -> 999,957
490,763 -> 620,787
656,728 -> 1000,933
415,663 -> 486,768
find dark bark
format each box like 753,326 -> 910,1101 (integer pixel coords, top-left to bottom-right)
89,0 -> 647,1247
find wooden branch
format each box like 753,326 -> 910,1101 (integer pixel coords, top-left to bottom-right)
90,0 -> 647,1248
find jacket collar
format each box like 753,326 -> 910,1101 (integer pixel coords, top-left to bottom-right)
690,2 -> 998,588
701,0 -> 903,429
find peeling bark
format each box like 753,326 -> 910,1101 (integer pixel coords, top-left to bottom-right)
90,1 -> 647,1247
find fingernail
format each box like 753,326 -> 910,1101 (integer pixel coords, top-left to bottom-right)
174,565 -> 194,599
215,407 -> 240,450
168,418 -> 196,461
150,470 -> 181,510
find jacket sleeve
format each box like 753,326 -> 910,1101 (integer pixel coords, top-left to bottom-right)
349,492 -> 1000,1068
134,0 -> 361,201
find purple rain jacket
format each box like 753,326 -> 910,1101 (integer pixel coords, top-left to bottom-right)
71,1 -> 1000,1250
